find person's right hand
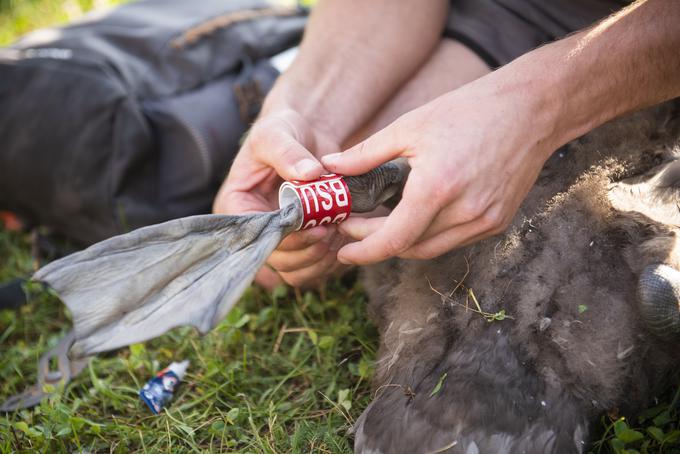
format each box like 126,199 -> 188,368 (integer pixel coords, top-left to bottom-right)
213,109 -> 347,288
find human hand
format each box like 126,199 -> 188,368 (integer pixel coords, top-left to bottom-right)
321,77 -> 556,265
213,109 -> 347,288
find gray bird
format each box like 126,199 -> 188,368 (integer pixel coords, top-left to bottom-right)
354,104 -> 680,454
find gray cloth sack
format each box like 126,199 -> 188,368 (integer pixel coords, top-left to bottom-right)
0,0 -> 307,244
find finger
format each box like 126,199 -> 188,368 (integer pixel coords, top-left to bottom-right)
254,265 -> 283,291
322,123 -> 405,176
214,189 -> 275,215
252,130 -> 325,181
278,251 -> 341,288
268,240 -> 331,273
336,173 -> 442,265
337,216 -> 386,241
213,172 -> 274,214
399,214 -> 503,260
277,225 -> 332,251
410,195 -> 491,243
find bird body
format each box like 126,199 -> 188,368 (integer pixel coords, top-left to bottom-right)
357,104 -> 680,454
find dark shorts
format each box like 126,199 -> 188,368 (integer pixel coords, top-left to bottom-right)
445,0 -> 630,68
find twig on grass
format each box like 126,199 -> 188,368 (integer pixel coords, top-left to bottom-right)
448,255 -> 471,298
373,383 -> 416,401
319,391 -> 354,425
428,278 -> 514,323
427,439 -> 459,454
273,325 -> 316,353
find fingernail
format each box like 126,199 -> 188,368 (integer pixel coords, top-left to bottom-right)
294,159 -> 320,178
337,250 -> 355,265
322,153 -> 341,166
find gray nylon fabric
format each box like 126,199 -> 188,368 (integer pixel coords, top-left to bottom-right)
0,0 -> 307,244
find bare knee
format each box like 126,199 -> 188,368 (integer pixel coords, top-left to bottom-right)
344,38 -> 490,147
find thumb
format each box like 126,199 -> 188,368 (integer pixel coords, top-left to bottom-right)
256,133 -> 325,181
322,125 -> 404,176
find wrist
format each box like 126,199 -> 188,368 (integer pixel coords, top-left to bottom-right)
482,33 -> 605,162
470,59 -> 564,163
260,73 -> 347,146
504,1 -> 680,155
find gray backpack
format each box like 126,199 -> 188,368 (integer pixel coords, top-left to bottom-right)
0,0 -> 307,244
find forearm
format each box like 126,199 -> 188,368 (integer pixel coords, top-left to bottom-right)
484,0 -> 680,156
319,0 -> 679,264
262,0 -> 448,144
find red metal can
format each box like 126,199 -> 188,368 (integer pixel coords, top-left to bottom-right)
278,174 -> 352,231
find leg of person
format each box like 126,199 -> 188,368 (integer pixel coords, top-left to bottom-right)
344,38 -> 490,148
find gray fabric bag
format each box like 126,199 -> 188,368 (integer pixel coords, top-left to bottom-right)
0,0 -> 307,244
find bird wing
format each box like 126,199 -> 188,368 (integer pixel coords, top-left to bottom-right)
34,206 -> 300,357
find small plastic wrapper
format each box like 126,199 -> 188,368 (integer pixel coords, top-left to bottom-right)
139,360 -> 189,414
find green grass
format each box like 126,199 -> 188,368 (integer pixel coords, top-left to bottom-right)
1,229 -> 376,453
0,0 -> 128,46
3,232 -> 678,454
1,2 -> 679,453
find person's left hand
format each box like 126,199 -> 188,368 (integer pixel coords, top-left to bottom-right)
213,109 -> 347,289
321,76 -> 557,265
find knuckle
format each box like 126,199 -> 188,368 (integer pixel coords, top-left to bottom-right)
246,124 -> 269,150
408,245 -> 439,261
266,256 -> 289,273
419,172 -> 455,206
266,252 -> 281,265
281,273 -> 304,288
300,228 -> 328,246
281,264 -> 323,288
428,184 -> 449,206
481,207 -> 508,232
490,218 -> 510,235
439,176 -> 464,200
277,141 -> 301,162
307,242 -> 330,259
457,198 -> 485,223
270,242 -> 329,276
248,115 -> 298,154
385,236 -> 412,256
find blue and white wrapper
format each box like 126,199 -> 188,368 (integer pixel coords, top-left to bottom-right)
139,360 -> 189,414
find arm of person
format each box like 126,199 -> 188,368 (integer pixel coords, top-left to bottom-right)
263,0 -> 449,145
213,0 -> 448,287
322,0 -> 680,265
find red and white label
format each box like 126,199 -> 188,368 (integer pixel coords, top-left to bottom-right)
278,174 -> 352,231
